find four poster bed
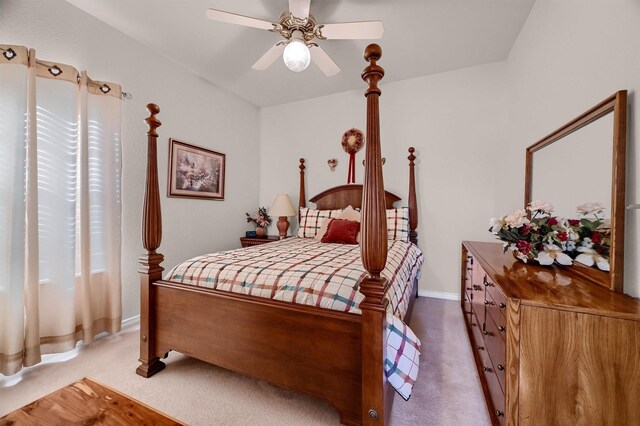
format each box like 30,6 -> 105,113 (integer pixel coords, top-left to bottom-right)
137,44 -> 422,426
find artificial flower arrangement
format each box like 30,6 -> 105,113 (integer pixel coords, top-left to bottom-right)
245,207 -> 271,228
489,200 -> 573,266
490,201 -> 611,270
566,202 -> 611,271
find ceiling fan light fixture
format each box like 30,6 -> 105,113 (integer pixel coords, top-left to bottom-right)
283,37 -> 310,72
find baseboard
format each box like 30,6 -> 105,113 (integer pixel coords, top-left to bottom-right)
418,290 -> 461,301
121,315 -> 140,328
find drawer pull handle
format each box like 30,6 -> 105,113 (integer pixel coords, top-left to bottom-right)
471,323 -> 477,327
482,366 -> 491,372
483,330 -> 492,336
496,410 -> 504,417
498,326 -> 506,333
467,267 -> 473,271
473,285 -> 481,291
466,287 -> 472,291
499,302 -> 506,309
484,300 -> 494,306
476,345 -> 485,351
497,364 -> 505,371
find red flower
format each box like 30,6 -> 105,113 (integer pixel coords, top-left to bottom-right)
591,232 -> 602,245
568,219 -> 580,227
516,240 -> 532,255
557,231 -> 568,242
519,225 -> 531,236
547,217 -> 559,226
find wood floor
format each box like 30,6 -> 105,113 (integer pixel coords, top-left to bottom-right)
0,377 -> 184,425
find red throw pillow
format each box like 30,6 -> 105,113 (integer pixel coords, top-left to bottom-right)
321,219 -> 360,244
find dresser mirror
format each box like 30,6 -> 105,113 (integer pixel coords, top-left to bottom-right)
525,91 -> 627,292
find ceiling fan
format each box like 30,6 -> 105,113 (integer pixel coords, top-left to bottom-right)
206,0 -> 384,76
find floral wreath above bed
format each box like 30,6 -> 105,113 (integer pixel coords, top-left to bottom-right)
341,128 -> 364,184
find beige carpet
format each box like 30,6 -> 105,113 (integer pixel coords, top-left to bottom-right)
0,298 -> 490,425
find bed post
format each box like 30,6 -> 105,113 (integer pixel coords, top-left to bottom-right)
408,147 -> 418,246
299,158 -> 306,222
360,44 -> 390,426
136,103 -> 166,378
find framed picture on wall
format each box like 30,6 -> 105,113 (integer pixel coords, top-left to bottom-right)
167,138 -> 225,200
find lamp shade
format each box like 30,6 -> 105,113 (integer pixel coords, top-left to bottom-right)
268,194 -> 296,217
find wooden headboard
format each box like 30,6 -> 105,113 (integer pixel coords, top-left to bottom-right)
298,146 -> 419,245
309,184 -> 400,210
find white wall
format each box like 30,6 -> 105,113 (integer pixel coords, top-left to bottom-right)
0,0 -> 261,320
259,62 -> 508,296
503,0 -> 640,296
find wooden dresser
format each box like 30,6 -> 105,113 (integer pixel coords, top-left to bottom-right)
461,241 -> 640,426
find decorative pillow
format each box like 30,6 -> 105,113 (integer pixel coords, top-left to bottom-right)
387,207 -> 410,242
297,207 -> 343,238
321,219 -> 361,244
339,205 -> 361,222
314,205 -> 361,242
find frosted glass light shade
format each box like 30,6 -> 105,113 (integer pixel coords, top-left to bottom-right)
268,194 -> 296,217
283,39 -> 310,72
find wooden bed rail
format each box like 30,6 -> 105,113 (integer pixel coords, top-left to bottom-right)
136,103 -> 166,378
359,44 -> 389,426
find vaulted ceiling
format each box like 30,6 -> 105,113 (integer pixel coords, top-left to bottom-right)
65,0 -> 535,107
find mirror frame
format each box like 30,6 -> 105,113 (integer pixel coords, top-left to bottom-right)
525,90 -> 627,293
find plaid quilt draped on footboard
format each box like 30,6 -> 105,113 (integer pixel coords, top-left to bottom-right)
166,238 -> 424,399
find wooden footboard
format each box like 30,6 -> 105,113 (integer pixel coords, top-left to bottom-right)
138,44 -> 409,426
152,281 -> 363,425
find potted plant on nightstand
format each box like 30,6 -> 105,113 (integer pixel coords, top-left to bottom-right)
246,207 -> 271,237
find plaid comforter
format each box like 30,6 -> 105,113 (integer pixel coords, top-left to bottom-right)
166,237 -> 424,399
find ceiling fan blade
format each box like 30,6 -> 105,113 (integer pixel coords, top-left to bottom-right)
310,45 -> 340,77
206,9 -> 274,31
289,0 -> 311,19
319,21 -> 384,40
252,44 -> 286,71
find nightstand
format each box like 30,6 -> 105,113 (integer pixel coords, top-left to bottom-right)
240,235 -> 280,248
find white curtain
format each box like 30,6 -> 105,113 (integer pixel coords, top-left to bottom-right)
0,45 -> 122,376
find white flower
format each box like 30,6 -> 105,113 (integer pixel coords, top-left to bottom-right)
489,217 -> 503,234
504,209 -> 529,228
535,244 -> 573,266
577,202 -> 605,217
575,247 -> 610,271
580,238 -> 593,249
527,200 -> 554,214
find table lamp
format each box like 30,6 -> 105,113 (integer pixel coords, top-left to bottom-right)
268,194 -> 296,239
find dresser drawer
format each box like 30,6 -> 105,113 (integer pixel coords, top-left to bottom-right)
469,311 -> 485,353
462,294 -> 472,325
485,276 -> 508,317
478,341 -> 506,425
485,291 -> 507,337
484,313 -> 506,392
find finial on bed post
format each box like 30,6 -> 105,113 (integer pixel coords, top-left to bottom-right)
137,103 -> 165,379
299,158 -> 306,222
360,43 -> 390,426
408,147 -> 418,246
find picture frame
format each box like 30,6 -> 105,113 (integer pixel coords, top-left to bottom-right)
167,138 -> 225,200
